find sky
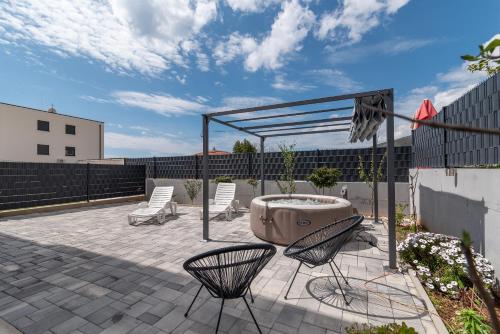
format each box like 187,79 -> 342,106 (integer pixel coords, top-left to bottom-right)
0,0 -> 498,157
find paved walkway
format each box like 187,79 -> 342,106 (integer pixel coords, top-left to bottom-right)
0,204 -> 437,333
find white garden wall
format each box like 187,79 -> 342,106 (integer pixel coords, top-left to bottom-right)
411,168 -> 500,272
146,178 -> 410,217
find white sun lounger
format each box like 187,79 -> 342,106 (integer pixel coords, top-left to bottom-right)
128,186 -> 177,225
200,182 -> 238,220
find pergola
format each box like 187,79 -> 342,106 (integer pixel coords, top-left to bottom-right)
201,89 -> 397,268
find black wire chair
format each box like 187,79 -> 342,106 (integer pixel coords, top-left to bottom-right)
183,244 -> 276,333
283,215 -> 364,304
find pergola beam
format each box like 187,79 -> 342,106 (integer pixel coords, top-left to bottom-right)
206,89 -> 391,117
210,117 -> 261,138
254,122 -> 351,134
263,127 -> 350,138
243,116 -> 352,130
224,106 -> 353,124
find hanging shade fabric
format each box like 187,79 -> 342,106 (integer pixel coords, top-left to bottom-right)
411,99 -> 437,130
349,94 -> 386,143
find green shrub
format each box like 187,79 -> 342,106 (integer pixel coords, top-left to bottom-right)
458,308 -> 491,334
307,167 -> 342,195
183,180 -> 202,204
213,176 -> 233,184
396,203 -> 408,225
346,322 -> 418,333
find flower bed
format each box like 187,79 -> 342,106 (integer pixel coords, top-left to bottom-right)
398,232 -> 494,295
397,232 -> 498,332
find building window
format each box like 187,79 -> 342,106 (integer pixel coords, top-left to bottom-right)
37,120 -> 50,131
37,144 -> 50,155
65,124 -> 76,135
65,146 -> 76,157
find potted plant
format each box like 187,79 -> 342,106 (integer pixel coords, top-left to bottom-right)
307,167 -> 342,195
184,179 -> 202,204
247,178 -> 258,197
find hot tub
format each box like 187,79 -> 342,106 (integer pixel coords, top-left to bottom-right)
250,194 -> 352,245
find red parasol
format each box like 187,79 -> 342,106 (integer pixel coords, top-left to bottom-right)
411,99 -> 437,130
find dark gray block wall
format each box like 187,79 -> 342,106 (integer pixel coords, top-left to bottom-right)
126,147 -> 411,182
0,162 -> 145,210
413,72 -> 500,167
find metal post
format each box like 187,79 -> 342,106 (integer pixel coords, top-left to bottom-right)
372,134 -> 379,224
153,156 -> 157,179
86,163 -> 90,202
385,90 -> 397,269
260,137 -> 265,196
202,115 -> 210,241
443,106 -> 448,168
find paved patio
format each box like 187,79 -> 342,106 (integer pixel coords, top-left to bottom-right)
0,204 -> 437,334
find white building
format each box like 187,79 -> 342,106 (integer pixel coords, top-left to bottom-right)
0,102 -> 104,163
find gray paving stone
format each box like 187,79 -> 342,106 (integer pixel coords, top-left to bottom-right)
51,316 -> 88,334
0,205 -> 436,334
23,307 -> 73,334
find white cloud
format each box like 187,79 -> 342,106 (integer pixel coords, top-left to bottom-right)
306,69 -> 362,92
111,91 -> 206,116
316,0 -> 409,43
326,37 -> 433,64
214,0 -> 315,72
211,95 -> 284,120
0,0 -> 217,75
196,52 -> 210,71
433,63 -> 487,109
245,0 -> 315,71
105,132 -> 200,155
215,95 -> 283,110
225,0 -> 279,12
213,33 -> 258,66
272,74 -> 315,91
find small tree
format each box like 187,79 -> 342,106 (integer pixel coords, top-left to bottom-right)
184,179 -> 202,204
233,139 -> 257,153
408,168 -> 419,232
358,153 -> 386,217
307,167 -> 342,195
461,37 -> 500,75
213,175 -> 233,184
247,178 -> 258,197
276,143 -> 296,194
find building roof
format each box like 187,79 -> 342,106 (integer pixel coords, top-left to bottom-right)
194,150 -> 231,156
0,101 -> 104,124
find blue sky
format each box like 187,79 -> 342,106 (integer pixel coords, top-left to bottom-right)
0,0 -> 498,157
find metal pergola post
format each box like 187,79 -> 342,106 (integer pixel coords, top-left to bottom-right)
260,137 -> 265,196
372,134 -> 379,224
385,90 -> 397,269
202,115 -> 210,241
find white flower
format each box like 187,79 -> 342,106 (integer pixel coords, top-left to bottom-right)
451,281 -> 457,286
426,283 -> 434,289
434,277 -> 440,282
446,284 -> 453,289
440,286 -> 447,292
413,260 -> 418,264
